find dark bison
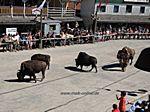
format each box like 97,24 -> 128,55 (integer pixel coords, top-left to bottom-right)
17,60 -> 47,83
117,46 -> 135,72
75,52 -> 98,72
31,53 -> 51,69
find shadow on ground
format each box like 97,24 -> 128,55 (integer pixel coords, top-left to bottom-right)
116,89 -> 148,97
65,66 -> 88,72
102,63 -> 122,71
4,78 -> 40,83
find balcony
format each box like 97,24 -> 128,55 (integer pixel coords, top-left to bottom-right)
48,7 -> 76,17
0,6 -> 47,16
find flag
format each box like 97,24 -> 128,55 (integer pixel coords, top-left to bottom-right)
97,0 -> 108,9
32,0 -> 46,15
38,0 -> 46,9
106,0 -> 109,5
97,0 -> 102,9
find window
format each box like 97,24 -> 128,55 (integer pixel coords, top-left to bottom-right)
100,6 -> 106,12
113,5 -> 119,13
49,25 -> 56,31
126,5 -> 132,13
140,7 -> 145,14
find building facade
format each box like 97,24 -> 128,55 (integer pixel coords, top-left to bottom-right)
80,0 -> 150,32
0,0 -> 82,35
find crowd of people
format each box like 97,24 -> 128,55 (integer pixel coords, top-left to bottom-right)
112,91 -> 150,112
0,24 -> 150,52
96,24 -> 150,35
0,31 -> 41,52
0,27 -> 94,52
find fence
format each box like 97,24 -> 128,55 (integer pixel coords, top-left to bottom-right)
1,33 -> 150,52
48,7 -> 76,17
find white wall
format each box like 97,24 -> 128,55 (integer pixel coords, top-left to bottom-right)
97,3 -> 150,16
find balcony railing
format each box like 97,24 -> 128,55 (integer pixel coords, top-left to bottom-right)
48,7 -> 76,17
0,6 -> 76,18
0,6 -> 47,16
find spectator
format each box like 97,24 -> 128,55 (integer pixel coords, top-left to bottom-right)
27,32 -> 33,50
116,91 -> 127,112
60,31 -> 66,46
112,104 -> 120,112
128,100 -> 142,112
15,32 -> 20,50
19,34 -> 28,50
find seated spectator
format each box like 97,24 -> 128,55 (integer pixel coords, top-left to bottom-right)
128,100 -> 142,112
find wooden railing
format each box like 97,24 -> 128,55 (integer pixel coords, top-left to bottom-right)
48,7 -> 76,17
0,6 -> 76,17
0,6 -> 47,16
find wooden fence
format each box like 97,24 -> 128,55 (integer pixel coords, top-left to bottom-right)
1,33 -> 150,52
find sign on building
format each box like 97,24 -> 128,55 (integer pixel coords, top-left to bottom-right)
6,28 -> 17,35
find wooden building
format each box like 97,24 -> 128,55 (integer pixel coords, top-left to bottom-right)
80,0 -> 150,31
0,0 -> 82,35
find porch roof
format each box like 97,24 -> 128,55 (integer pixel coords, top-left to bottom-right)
0,16 -> 36,25
50,16 -> 83,22
97,15 -> 150,23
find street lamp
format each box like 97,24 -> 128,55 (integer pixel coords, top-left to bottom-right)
22,0 -> 28,18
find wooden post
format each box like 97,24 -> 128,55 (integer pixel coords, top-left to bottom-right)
10,4 -> 13,18
39,9 -> 43,49
23,1 -> 26,18
93,7 -> 98,43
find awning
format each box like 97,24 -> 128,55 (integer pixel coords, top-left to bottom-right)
50,16 -> 83,22
0,16 -> 36,25
97,15 -> 150,23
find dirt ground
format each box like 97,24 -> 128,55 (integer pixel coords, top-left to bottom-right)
0,40 -> 150,112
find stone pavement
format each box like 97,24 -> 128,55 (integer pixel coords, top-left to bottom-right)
0,40 -> 150,112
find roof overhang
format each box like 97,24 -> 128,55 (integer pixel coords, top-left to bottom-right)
50,17 -> 83,22
97,15 -> 150,23
0,16 -> 36,25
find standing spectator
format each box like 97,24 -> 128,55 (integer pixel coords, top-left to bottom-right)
27,32 -> 33,49
9,32 -> 20,51
35,31 -> 41,48
11,35 -> 18,51
116,91 -> 127,112
60,31 -> 66,46
112,104 -> 120,112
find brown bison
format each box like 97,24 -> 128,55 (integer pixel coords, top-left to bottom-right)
75,52 -> 98,72
117,46 -> 135,72
31,53 -> 51,69
17,60 -> 47,83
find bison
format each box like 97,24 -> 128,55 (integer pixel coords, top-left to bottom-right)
75,52 -> 98,72
117,46 -> 135,72
17,60 -> 47,83
31,53 -> 51,69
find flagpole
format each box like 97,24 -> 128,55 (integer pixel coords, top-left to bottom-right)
94,6 -> 98,36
